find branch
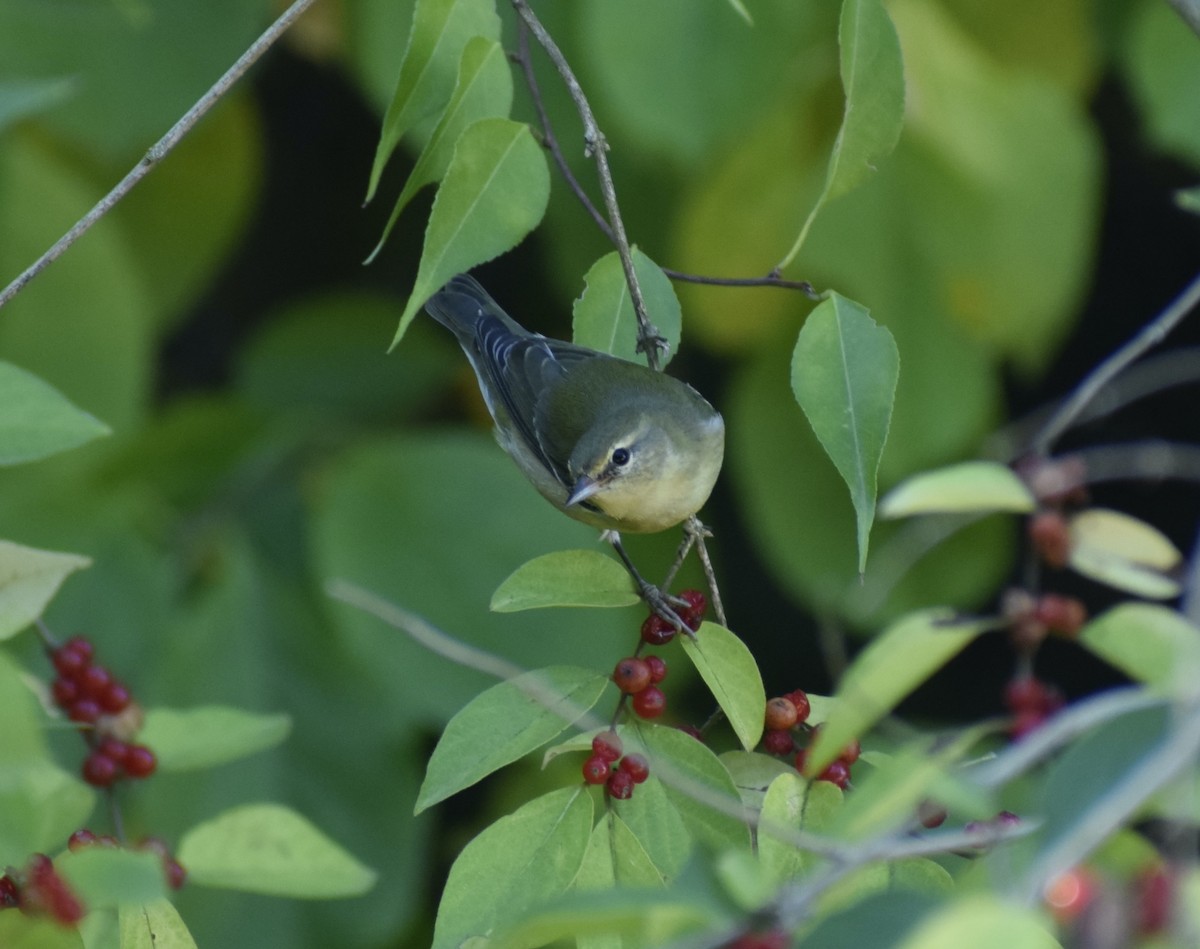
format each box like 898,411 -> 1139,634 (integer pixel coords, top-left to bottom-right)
0,0 -> 320,311
1029,270 -> 1200,455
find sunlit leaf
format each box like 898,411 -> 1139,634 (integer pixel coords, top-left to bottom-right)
1079,604 -> 1200,698
179,803 -> 376,898
416,667 -> 608,813
1068,509 -> 1181,599
57,848 -> 164,908
879,461 -> 1035,517
0,540 -> 90,641
392,119 -> 550,349
792,293 -> 899,573
139,706 -> 292,772
681,622 -> 766,751
490,551 -> 638,612
572,249 -> 682,366
119,900 -> 197,949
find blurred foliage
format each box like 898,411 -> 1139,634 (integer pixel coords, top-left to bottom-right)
0,0 -> 1198,946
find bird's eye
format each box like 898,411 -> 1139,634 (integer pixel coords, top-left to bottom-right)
611,447 -> 630,467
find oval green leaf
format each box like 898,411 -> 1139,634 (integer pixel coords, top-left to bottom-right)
366,0 -> 501,201
490,550 -> 638,612
392,118 -> 550,349
56,848 -> 165,908
1068,508 -> 1182,598
417,666 -> 609,813
879,461 -> 1036,518
1079,604 -> 1200,697
0,540 -> 91,641
369,36 -> 513,261
178,803 -> 376,898
0,361 -> 109,465
792,293 -> 899,573
807,610 -> 988,775
900,897 -> 1060,949
432,787 -> 593,949
139,706 -> 292,772
680,621 -> 766,751
0,912 -> 84,948
119,899 -> 198,949
572,249 -> 682,367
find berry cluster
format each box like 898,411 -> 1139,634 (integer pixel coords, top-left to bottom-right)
68,830 -> 186,891
612,654 -> 669,719
581,732 -> 650,799
1004,675 -> 1064,740
640,589 -> 707,645
758,689 -> 860,790
1044,862 -> 1176,934
0,854 -> 84,927
47,635 -> 157,787
1002,587 -> 1088,652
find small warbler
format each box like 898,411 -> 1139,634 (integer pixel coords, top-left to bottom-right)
425,274 -> 725,535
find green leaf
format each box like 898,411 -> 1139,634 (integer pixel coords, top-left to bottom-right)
609,769 -> 693,880
433,786 -> 593,949
1079,604 -> 1200,698
489,550 -> 638,612
899,896 -> 1060,948
879,461 -> 1036,517
792,293 -> 899,573
139,706 -> 292,772
1067,509 -> 1182,599
369,36 -> 513,260
366,0 -> 501,201
56,848 -> 165,908
575,811 -> 665,892
637,723 -> 751,852
0,540 -> 91,641
680,622 -> 766,751
178,803 -> 376,898
391,118 -> 550,349
779,0 -> 905,267
0,911 -> 84,948
416,666 -> 608,813
719,750 -> 794,811
0,360 -> 109,465
572,250 -> 682,366
758,771 -> 828,882
0,760 -> 95,867
119,900 -> 197,949
807,610 -> 988,774
0,77 -> 76,135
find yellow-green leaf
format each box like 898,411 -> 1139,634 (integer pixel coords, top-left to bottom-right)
880,461 -> 1035,517
490,550 -> 638,612
0,540 -> 90,641
681,621 -> 766,751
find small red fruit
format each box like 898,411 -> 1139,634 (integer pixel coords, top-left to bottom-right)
621,753 -> 650,784
51,644 -> 88,679
1028,510 -> 1071,570
762,728 -> 795,756
640,614 -> 676,646
1044,867 -> 1097,923
164,857 -> 187,891
99,681 -> 132,714
1034,594 -> 1087,638
582,754 -> 611,785
82,751 -> 120,787
631,686 -> 666,719
0,874 -> 20,908
612,658 -> 652,694
1135,865 -> 1174,934
592,731 -> 623,762
77,664 -> 112,700
67,829 -> 98,852
677,589 -> 707,630
644,655 -> 667,683
677,724 -> 703,741
123,745 -> 157,779
606,768 -> 635,800
784,690 -> 811,724
52,677 -> 79,707
25,853 -> 85,925
838,740 -> 862,766
68,699 -> 101,724
793,748 -> 808,774
818,760 -> 851,789
917,800 -> 947,829
765,697 -> 799,731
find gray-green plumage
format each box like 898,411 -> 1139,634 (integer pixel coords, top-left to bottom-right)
425,274 -> 724,533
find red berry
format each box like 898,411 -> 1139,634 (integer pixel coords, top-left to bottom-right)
582,754 -> 611,785
644,655 -> 667,683
994,810 -> 1021,828
1135,865 -> 1174,934
123,745 -> 157,779
765,697 -> 799,731
631,686 -> 666,719
762,728 -> 795,756
68,699 -> 101,724
677,589 -> 707,630
25,853 -> 85,925
606,768 -> 635,800
0,874 -> 20,908
1034,594 -> 1088,638
97,737 -> 130,763
838,739 -> 862,766
621,753 -> 650,784
727,929 -> 789,949
1044,867 -> 1097,923
99,681 -> 131,714
52,677 -> 79,707
164,857 -> 187,891
612,658 -> 652,694
96,835 -> 120,848
818,760 -> 851,789
1028,510 -> 1071,570
793,748 -> 809,774
676,724 -> 703,741
63,636 -> 94,663
1004,676 -> 1054,714
51,644 -> 88,679
640,614 -> 676,646
917,800 -> 947,828
67,829 -> 98,852
77,664 -> 112,700
784,690 -> 811,724
82,751 -> 120,787
592,731 -> 623,762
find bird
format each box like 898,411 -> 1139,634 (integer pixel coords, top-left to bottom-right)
424,274 -> 724,618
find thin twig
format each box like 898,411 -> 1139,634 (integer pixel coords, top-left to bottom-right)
510,0 -> 663,370
511,27 -> 818,301
0,0 -> 320,311
686,516 -> 727,627
1030,270 -> 1200,455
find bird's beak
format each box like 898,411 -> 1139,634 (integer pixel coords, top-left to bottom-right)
565,474 -> 602,508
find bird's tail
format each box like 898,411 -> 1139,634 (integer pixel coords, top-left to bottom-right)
424,274 -> 523,343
